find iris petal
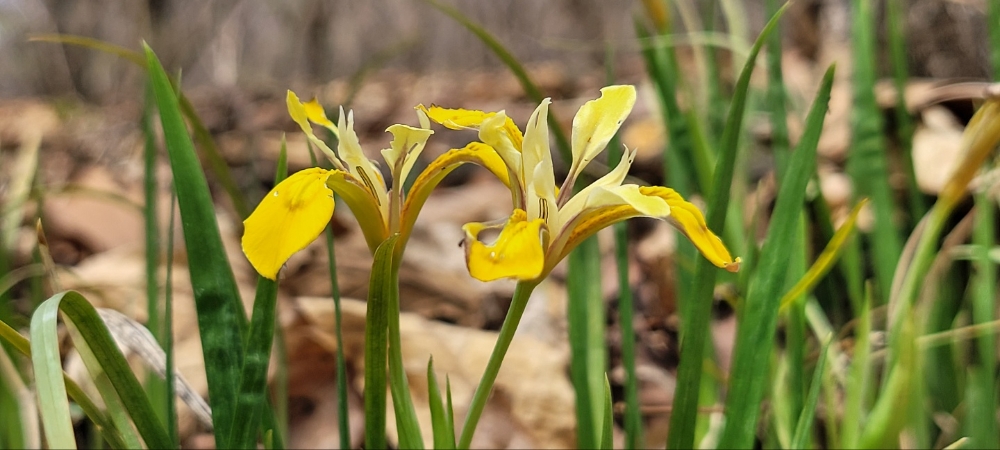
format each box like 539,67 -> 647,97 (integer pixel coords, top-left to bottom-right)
287,91 -> 340,164
418,105 -> 524,151
567,85 -> 636,186
401,142 -> 510,238
242,168 -> 336,280
463,209 -> 546,281
641,186 -> 741,272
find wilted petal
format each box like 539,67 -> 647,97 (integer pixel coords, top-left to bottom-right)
641,186 -> 741,272
463,209 -> 546,281
242,168 -> 335,279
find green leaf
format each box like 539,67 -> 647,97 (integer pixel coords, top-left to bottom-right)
567,233 -> 604,450
144,43 -> 246,448
718,64 -> 835,448
666,5 -> 790,448
790,335 -> 832,449
849,0 -> 902,304
427,358 -> 455,449
31,291 -> 172,449
228,276 -> 279,448
388,258 -> 423,448
600,375 -> 613,450
365,235 -> 399,450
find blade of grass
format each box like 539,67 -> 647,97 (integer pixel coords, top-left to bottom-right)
144,43 -> 246,447
228,276 -> 279,449
388,255 -> 423,449
840,286 -> 872,448
849,0 -> 902,305
764,0 -> 790,179
567,231 -> 604,450
271,137 -> 290,446
886,0 -> 926,222
601,375 -> 613,450
666,6 -> 790,447
32,291 -> 173,448
718,64 -> 834,448
965,190 -> 999,448
790,335 -> 831,449
365,235 -> 400,450
605,42 -> 645,450
0,318 -> 129,448
989,0 -> 1000,79
428,357 -> 455,449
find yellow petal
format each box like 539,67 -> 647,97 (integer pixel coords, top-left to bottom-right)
522,99 -> 558,225
287,90 -> 340,165
303,99 -> 336,131
401,142 -> 511,238
242,168 -> 335,279
418,105 -> 524,150
568,86 -> 637,184
336,107 -> 389,219
463,209 -> 546,281
380,123 -> 433,188
641,186 -> 741,272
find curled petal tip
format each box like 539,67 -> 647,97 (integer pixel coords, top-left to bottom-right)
724,257 -> 742,273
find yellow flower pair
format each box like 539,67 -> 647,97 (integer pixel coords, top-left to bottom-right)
241,87 -> 740,281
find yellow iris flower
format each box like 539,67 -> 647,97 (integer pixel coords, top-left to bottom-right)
421,85 -> 741,282
242,91 -> 508,280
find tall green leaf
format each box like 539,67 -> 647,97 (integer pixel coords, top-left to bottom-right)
144,43 -> 247,447
666,5 -> 790,448
718,64 -> 834,448
365,235 -> 400,450
228,277 -> 279,448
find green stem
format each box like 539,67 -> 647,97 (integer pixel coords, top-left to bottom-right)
458,280 -> 539,449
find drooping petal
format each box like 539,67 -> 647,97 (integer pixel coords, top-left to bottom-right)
242,168 -> 336,279
380,123 -> 433,189
641,186 -> 741,272
462,209 -> 546,281
566,85 -> 637,187
521,99 -> 558,227
287,91 -> 340,166
478,111 -> 523,185
418,105 -> 524,150
401,142 -> 511,239
337,107 -> 390,221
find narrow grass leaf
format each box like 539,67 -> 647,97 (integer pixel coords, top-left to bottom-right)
29,299 -> 75,449
849,0 -> 902,304
388,260 -> 424,448
667,5 -> 790,448
567,232 -> 604,450
965,190 -> 999,448
780,199 -> 868,312
790,335 -> 832,449
272,136 -> 290,447
365,235 -> 399,450
600,375 -> 613,450
989,0 -> 1000,79
840,288 -> 872,448
718,64 -> 834,448
228,276 -> 279,449
144,43 -> 246,447
886,0 -> 926,221
32,291 -> 173,448
428,358 -> 455,449
0,318 -> 129,448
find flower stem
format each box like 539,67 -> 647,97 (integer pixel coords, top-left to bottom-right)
458,280 -> 539,449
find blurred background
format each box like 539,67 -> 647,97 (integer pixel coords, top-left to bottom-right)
0,0 -> 995,448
